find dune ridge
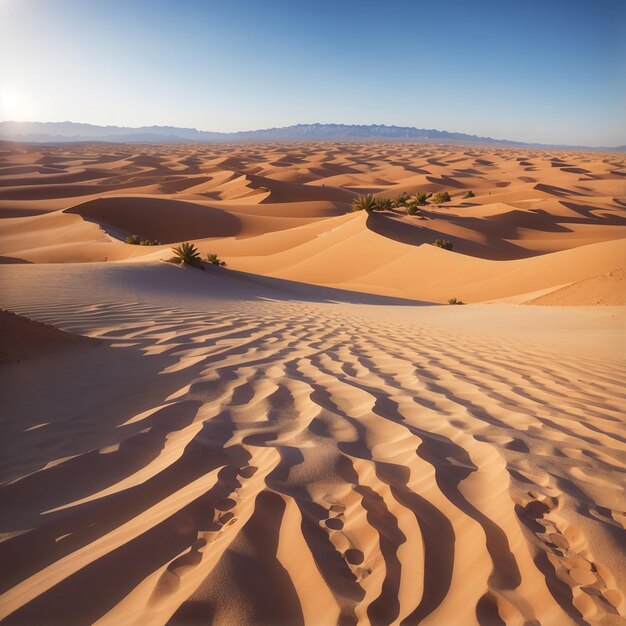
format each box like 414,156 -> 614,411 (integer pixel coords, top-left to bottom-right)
0,141 -> 624,304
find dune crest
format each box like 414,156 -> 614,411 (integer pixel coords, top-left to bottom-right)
0,142 -> 624,303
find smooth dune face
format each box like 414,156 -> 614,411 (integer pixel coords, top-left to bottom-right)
0,142 -> 625,625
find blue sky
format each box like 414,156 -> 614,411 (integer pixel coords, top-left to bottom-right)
1,0 -> 624,145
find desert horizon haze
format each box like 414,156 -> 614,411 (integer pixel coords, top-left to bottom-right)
0,1 -> 625,625
2,120 -> 626,150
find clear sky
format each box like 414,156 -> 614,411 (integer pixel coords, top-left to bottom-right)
1,0 -> 624,145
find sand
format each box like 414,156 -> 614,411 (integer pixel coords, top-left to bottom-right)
1,142 -> 625,304
0,141 -> 624,625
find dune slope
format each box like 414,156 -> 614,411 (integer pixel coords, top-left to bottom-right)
0,142 -> 625,625
1,141 -> 624,304
0,262 -> 624,625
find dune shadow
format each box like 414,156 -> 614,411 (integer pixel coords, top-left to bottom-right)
534,183 -> 586,197
364,212 -> 533,260
193,264 -> 435,306
560,201 -> 626,224
0,256 -> 32,264
65,196 -> 242,242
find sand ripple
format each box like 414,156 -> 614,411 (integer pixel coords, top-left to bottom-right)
1,293 -> 624,625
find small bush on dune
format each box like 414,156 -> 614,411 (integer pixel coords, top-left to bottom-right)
126,234 -> 161,246
462,190 -> 475,199
171,242 -> 203,268
393,192 -> 410,207
448,297 -> 464,305
432,239 -> 453,250
406,204 -> 420,215
415,192 -> 432,205
352,194 -> 378,213
206,253 -> 226,266
432,191 -> 451,204
375,197 -> 394,211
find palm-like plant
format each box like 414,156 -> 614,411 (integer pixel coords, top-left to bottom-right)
432,239 -> 453,250
375,197 -> 394,211
207,253 -> 226,266
394,192 -> 410,207
171,242 -> 202,267
462,190 -> 475,199
432,191 -> 451,204
415,192 -> 432,205
352,194 -> 378,213
125,234 -> 160,245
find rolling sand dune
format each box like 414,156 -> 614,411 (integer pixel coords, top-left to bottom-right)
0,141 -> 624,302
0,142 -> 624,625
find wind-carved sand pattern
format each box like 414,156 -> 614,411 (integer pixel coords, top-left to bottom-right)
1,294 -> 625,625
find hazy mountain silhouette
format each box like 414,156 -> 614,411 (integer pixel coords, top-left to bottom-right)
1,121 -> 623,150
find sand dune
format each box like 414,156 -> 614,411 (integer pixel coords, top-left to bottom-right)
0,142 -> 624,625
0,262 -> 624,625
0,142 -> 623,303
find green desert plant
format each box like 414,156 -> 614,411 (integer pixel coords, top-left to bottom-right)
462,190 -> 475,199
206,253 -> 226,266
171,242 -> 202,268
375,197 -> 394,211
352,194 -> 378,213
393,192 -> 410,207
406,204 -> 420,216
415,191 -> 432,205
432,239 -> 453,250
432,191 -> 451,204
448,297 -> 464,305
125,234 -> 160,246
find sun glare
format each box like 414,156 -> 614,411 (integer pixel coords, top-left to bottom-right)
0,85 -> 38,121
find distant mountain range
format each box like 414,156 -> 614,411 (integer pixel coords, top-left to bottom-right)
1,121 -> 623,151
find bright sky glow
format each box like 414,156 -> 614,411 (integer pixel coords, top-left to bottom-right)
1,0 -> 624,145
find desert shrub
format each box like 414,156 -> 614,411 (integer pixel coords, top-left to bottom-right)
432,191 -> 451,204
375,197 -> 394,211
206,253 -> 226,266
171,242 -> 202,268
125,234 -> 160,245
462,190 -> 475,199
415,192 -> 432,205
393,192 -> 410,207
432,239 -> 453,250
406,204 -> 420,215
448,297 -> 464,305
352,194 -> 378,213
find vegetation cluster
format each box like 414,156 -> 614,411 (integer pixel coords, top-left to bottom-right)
125,234 -> 161,246
352,189 -> 474,214
169,243 -> 227,269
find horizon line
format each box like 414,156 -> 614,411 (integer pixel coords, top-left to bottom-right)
1,119 -> 624,150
